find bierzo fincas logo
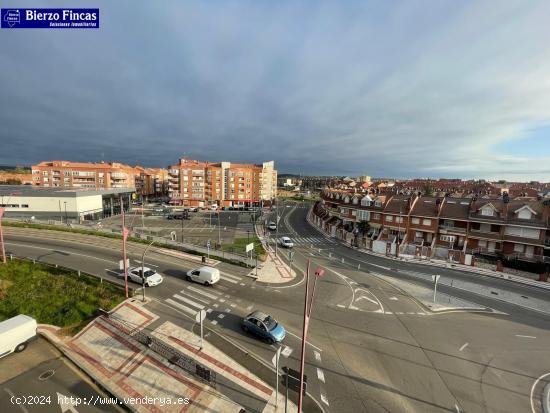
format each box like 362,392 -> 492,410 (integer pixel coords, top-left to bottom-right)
1,8 -> 99,29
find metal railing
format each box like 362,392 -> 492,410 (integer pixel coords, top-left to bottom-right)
101,315 -> 216,386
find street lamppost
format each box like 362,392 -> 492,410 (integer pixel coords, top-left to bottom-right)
298,260 -> 325,412
121,196 -> 129,298
64,201 -> 68,225
140,240 -> 155,302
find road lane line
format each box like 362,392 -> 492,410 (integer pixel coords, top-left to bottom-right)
314,350 -> 322,362
165,298 -> 196,315
317,368 -> 326,383
389,296 -> 398,301
286,330 -> 322,352
173,294 -> 205,310
516,334 -> 536,339
459,342 -> 469,352
281,346 -> 293,358
320,392 -> 329,406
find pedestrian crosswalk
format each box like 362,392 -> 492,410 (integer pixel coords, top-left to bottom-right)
289,236 -> 335,246
163,272 -> 246,321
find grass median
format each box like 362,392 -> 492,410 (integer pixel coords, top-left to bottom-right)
0,259 -> 125,331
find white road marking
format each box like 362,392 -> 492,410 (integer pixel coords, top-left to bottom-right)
515,334 -> 536,339
317,368 -> 326,383
187,286 -> 219,300
230,303 -> 237,308
385,311 -> 393,314
221,277 -> 239,284
455,404 -> 461,413
179,291 -> 209,304
224,308 -> 231,313
369,263 -> 391,271
530,371 -> 550,413
336,304 -> 346,308
281,346 -> 293,357
213,303 -> 219,308
218,314 -> 225,319
314,350 -> 322,362
211,320 -> 218,325
240,283 -> 246,286
206,308 -> 213,313
219,298 -> 226,303
221,272 -> 243,282
285,330 -> 323,352
165,298 -> 196,315
321,392 -> 329,406
246,305 -> 254,311
389,296 -> 398,301
459,342 -> 469,352
173,294 -> 205,309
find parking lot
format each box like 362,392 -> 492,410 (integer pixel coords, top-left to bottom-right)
92,209 -> 261,249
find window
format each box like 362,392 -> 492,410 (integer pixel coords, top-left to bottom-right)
481,207 -> 493,216
440,235 -> 455,243
361,198 -> 371,206
423,219 -> 432,226
517,209 -> 532,220
514,244 -> 524,253
372,213 -> 380,220
385,215 -> 394,222
374,200 -> 382,207
396,216 -> 404,224
356,210 -> 370,221
411,217 -> 420,224
504,226 -> 539,239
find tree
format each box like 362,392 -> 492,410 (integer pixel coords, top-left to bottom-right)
423,184 -> 434,196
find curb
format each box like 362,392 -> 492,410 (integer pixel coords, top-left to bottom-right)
307,209 -> 550,292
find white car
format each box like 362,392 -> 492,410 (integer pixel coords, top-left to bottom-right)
128,267 -> 164,287
267,222 -> 277,230
279,237 -> 294,248
186,266 -> 221,286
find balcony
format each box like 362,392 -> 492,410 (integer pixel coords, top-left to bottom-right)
503,234 -> 543,245
468,229 -> 502,241
502,252 -> 544,263
439,225 -> 467,234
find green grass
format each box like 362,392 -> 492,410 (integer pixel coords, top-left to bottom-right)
223,237 -> 266,256
0,259 -> 125,328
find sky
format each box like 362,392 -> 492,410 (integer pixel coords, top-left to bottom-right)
1,1 -> 550,181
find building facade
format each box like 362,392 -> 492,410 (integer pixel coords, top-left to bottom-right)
312,189 -> 550,267
31,161 -> 167,198
167,159 -> 277,207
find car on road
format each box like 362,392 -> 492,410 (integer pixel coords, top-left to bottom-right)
279,237 -> 294,248
188,207 -> 199,212
186,266 -> 220,286
0,315 -> 37,358
242,311 -> 286,344
267,222 -> 277,230
128,267 -> 164,287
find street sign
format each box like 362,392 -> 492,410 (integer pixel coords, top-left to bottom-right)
283,367 -> 307,395
118,258 -> 130,270
432,275 -> 441,282
195,309 -> 206,323
245,242 -> 254,253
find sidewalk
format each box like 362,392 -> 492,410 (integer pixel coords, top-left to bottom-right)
39,299 -> 298,413
248,224 -> 297,284
306,210 -> 550,291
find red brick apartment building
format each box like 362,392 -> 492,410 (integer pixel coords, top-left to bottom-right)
312,189 -> 550,268
31,161 -> 167,197
167,159 -> 277,207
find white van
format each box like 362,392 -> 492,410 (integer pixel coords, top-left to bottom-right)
0,315 -> 38,358
186,266 -> 221,286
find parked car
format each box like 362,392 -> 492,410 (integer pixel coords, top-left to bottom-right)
267,222 -> 277,230
128,267 -> 164,286
188,207 -> 199,212
186,266 -> 220,286
242,311 -> 286,344
0,315 -> 37,358
279,237 -> 294,248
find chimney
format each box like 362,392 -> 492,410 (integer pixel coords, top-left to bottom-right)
501,192 -> 510,218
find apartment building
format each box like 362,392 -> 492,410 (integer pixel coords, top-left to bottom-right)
31,161 -> 168,198
313,189 -> 550,267
167,159 -> 277,207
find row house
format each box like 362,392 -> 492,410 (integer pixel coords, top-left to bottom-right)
314,189 -> 550,265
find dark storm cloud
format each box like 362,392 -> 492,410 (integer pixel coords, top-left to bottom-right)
1,1 -> 550,179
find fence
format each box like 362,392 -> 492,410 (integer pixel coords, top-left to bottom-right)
4,217 -> 260,266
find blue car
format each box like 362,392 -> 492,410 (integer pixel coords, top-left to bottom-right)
242,311 -> 286,344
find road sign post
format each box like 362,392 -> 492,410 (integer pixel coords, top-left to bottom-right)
272,346 -> 282,407
195,309 -> 206,350
206,239 -> 211,263
432,274 -> 441,303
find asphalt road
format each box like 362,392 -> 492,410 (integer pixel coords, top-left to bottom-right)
4,203 -> 550,413
0,337 -> 121,413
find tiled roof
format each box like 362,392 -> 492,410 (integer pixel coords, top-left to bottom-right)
410,197 -> 440,217
439,198 -> 471,220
